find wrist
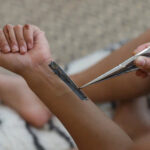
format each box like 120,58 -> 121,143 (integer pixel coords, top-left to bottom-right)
19,56 -> 52,76
21,61 -> 74,99
21,60 -> 87,101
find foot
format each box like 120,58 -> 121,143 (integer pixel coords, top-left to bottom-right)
113,96 -> 150,140
0,73 -> 51,128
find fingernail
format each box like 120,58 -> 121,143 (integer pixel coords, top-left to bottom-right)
4,45 -> 10,52
136,56 -> 145,66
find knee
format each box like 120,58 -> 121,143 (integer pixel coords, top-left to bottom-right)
129,134 -> 150,150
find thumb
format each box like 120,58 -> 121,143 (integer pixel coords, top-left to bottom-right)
33,29 -> 49,50
133,43 -> 150,55
135,56 -> 150,72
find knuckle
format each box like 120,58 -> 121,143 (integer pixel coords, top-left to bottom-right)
27,38 -> 33,43
1,42 -> 8,47
14,24 -> 22,30
16,38 -> 25,46
19,38 -> 25,44
0,39 -> 5,45
24,24 -> 31,30
5,24 -> 13,28
3,24 -> 13,34
11,40 -> 17,46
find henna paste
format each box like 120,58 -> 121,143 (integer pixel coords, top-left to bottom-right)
49,61 -> 87,100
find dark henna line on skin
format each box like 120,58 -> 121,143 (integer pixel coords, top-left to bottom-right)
49,61 -> 88,100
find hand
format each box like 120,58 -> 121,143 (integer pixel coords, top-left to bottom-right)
0,24 -> 52,74
134,43 -> 150,78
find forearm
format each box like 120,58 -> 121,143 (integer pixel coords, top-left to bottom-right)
71,29 -> 150,102
22,62 -> 132,150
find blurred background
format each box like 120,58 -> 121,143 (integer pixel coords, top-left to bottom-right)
0,0 -> 150,66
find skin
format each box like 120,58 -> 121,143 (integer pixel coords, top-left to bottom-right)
114,97 -> 150,140
129,135 -> 150,150
0,24 -> 150,132
112,43 -> 150,141
0,25 -> 148,133
134,43 -> 150,77
1,24 -> 150,149
0,24 -> 133,150
0,24 -> 52,128
0,73 -> 51,128
2,24 -> 33,53
70,32 -> 150,143
70,29 -> 150,102
0,27 -> 148,130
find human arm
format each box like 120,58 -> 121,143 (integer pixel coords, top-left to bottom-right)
0,24 -> 132,150
22,61 -> 132,150
71,29 -> 150,102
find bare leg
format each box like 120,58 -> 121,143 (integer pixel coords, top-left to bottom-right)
129,134 -> 150,150
0,73 -> 51,127
71,29 -> 150,102
70,29 -> 150,146
114,97 -> 150,140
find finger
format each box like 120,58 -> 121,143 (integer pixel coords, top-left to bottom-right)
23,24 -> 33,50
141,73 -> 148,78
135,56 -> 150,72
136,70 -> 143,76
0,29 -> 10,53
136,69 -> 148,78
14,25 -> 27,54
3,24 -> 19,52
33,27 -> 49,50
133,43 -> 150,55
30,25 -> 51,58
